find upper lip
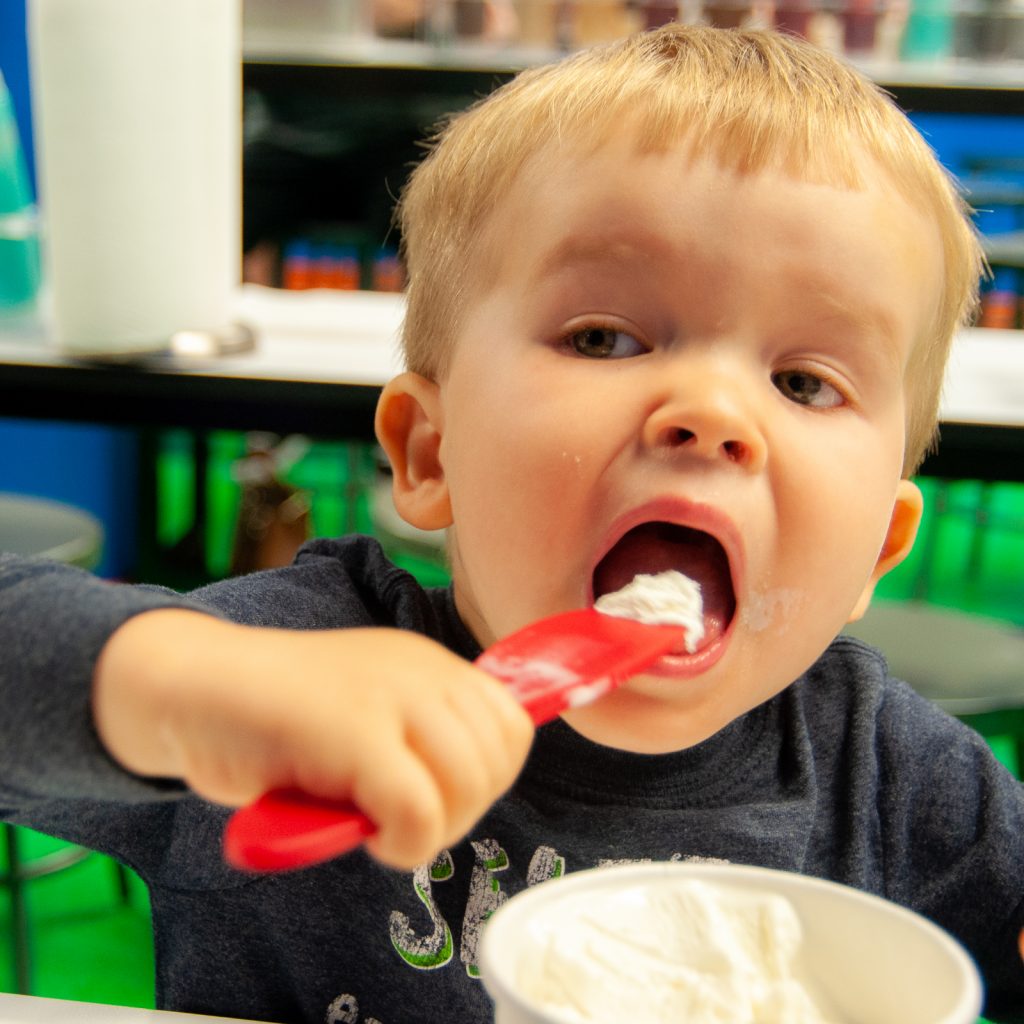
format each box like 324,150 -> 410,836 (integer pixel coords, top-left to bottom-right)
587,496 -> 743,606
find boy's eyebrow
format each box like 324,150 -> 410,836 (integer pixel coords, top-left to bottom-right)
811,288 -> 903,354
535,232 -> 677,277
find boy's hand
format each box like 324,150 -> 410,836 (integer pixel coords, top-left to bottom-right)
93,610 -> 533,870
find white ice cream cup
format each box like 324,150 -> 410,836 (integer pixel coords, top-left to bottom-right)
479,861 -> 983,1024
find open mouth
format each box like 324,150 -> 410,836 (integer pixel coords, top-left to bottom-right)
592,522 -> 736,651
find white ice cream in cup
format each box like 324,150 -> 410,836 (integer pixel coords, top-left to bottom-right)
479,861 -> 982,1024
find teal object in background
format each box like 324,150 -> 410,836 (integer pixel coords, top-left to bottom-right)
0,0 -> 33,192
901,0 -> 954,59
0,67 -> 38,314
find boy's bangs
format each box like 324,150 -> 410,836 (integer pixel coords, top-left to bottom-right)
497,28 -> 891,186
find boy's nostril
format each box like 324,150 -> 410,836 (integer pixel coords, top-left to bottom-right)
723,440 -> 746,463
671,428 -> 695,446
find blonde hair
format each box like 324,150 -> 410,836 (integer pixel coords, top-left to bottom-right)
397,24 -> 984,475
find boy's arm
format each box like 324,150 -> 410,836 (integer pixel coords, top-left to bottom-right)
0,555 -> 199,803
92,609 -> 533,870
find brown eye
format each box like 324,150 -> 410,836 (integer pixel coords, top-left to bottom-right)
772,370 -> 844,409
567,327 -> 646,359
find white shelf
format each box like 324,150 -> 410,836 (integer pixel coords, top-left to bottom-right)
243,29 -> 562,71
243,28 -> 1024,87
849,54 -> 1024,88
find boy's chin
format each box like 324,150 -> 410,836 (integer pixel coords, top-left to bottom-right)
560,684 -> 735,753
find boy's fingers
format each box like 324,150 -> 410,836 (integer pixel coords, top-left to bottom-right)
403,706 -> 516,846
356,751 -> 447,869
430,671 -> 533,822
346,674 -> 532,869
471,667 -> 536,756
356,730 -> 513,868
438,667 -> 533,771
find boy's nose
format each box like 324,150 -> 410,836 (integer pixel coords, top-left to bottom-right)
641,381 -> 768,473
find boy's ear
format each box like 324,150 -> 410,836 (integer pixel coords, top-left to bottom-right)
374,372 -> 453,531
847,479 -> 924,623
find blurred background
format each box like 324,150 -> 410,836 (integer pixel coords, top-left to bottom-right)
1,0 -> 1022,1016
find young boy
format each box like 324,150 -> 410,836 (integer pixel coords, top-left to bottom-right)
2,23 -> 1021,1024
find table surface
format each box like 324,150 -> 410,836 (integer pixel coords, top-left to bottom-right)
1,286 -> 1023,475
0,993 -> 268,1024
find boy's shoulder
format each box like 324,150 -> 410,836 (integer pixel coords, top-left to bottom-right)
187,533 -> 473,652
185,532 -> 395,627
800,632 -> 1000,775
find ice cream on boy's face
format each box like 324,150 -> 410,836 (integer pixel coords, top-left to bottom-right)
380,132 -> 936,754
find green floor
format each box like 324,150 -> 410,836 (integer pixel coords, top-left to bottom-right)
0,829 -> 154,1006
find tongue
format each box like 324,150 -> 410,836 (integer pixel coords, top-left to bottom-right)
593,523 -> 735,646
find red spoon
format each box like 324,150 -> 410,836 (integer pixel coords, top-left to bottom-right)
223,609 -> 686,872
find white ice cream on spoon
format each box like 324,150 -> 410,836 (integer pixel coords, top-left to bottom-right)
594,570 -> 704,653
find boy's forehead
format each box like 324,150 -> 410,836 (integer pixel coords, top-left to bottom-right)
478,123 -> 897,226
474,131 -> 926,267
458,133 -> 942,374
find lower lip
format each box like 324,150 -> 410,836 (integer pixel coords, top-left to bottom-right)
643,630 -> 730,678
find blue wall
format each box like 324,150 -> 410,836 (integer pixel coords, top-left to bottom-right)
0,419 -> 139,578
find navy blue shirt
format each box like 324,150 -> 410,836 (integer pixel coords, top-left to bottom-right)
2,536 -> 1023,1023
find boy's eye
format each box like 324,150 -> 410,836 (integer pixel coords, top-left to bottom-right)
567,327 -> 647,359
772,369 -> 844,409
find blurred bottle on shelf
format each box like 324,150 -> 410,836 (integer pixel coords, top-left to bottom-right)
703,0 -> 755,28
901,0 -> 954,58
976,205 -> 1022,329
841,0 -> 883,51
371,0 -> 428,38
643,0 -> 682,28
372,246 -> 405,292
278,233 -> 406,293
515,0 -> 560,44
282,239 -> 315,290
572,0 -> 643,43
318,244 -> 361,289
977,264 -> 1021,329
242,0 -> 1024,58
773,0 -> 815,38
953,0 -> 1024,61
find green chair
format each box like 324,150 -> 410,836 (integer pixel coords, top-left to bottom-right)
0,493 -> 129,994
